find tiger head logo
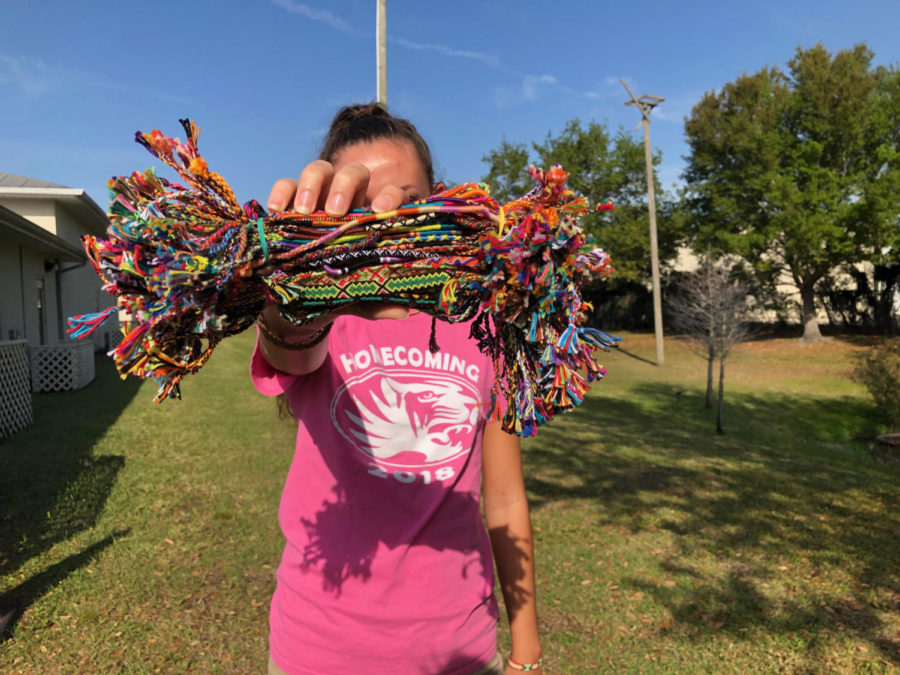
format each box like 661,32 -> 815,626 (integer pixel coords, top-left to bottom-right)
333,371 -> 482,466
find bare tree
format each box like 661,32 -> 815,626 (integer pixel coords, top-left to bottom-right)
668,261 -> 751,434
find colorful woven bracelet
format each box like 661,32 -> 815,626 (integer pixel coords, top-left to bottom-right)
69,119 -> 619,437
508,655 -> 544,671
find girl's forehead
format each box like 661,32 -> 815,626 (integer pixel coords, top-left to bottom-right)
333,138 -> 414,168
334,139 -> 429,194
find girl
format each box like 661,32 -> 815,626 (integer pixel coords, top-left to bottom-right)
254,104 -> 543,675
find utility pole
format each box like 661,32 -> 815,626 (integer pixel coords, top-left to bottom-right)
376,0 -> 387,106
621,79 -> 665,366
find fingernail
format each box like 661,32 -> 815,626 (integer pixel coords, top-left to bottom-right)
295,190 -> 314,215
267,199 -> 284,212
325,193 -> 346,215
371,195 -> 392,213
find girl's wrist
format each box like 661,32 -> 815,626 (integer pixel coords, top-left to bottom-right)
508,641 -> 543,672
508,631 -> 542,659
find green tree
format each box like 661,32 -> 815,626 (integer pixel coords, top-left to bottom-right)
683,43 -> 900,339
482,119 -> 682,285
859,63 -> 900,330
481,138 -> 532,205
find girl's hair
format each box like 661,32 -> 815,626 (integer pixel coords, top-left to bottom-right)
318,102 -> 435,188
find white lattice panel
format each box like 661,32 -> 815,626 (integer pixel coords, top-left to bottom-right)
106,323 -> 124,351
0,341 -> 33,439
74,339 -> 95,389
31,342 -> 95,393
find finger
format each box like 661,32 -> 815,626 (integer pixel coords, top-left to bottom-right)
325,162 -> 370,216
295,160 -> 335,214
267,178 -> 298,213
371,185 -> 410,213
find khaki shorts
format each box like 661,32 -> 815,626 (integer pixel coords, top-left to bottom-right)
267,650 -> 504,674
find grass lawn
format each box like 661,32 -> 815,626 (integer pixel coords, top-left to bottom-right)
1,330 -> 898,673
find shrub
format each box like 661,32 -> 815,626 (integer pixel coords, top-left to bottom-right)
855,340 -> 900,428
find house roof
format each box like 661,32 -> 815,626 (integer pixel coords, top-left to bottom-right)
0,204 -> 86,262
0,172 -> 108,235
0,172 -> 71,189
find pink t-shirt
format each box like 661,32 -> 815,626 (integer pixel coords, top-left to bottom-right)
251,311 -> 499,674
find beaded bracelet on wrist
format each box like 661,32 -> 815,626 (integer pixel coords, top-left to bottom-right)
257,316 -> 332,350
507,656 -> 544,672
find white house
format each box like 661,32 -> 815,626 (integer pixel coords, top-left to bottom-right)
0,173 -> 114,438
672,246 -> 899,329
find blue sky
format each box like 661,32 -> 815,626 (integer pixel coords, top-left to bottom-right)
2,0 -> 899,210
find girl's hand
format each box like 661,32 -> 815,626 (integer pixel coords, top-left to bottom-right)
260,159 -> 413,336
266,159 -> 411,216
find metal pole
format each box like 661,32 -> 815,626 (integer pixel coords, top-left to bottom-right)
376,0 -> 387,106
621,79 -> 665,365
19,245 -> 27,340
642,117 -> 664,365
55,258 -> 64,341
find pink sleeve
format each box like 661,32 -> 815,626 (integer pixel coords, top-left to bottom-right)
249,327 -> 300,397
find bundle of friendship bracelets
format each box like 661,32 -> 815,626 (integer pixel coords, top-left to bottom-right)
70,119 -> 617,436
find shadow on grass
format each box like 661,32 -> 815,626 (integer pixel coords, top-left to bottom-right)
615,346 -> 659,366
525,383 -> 899,664
0,529 -> 130,641
0,355 -> 140,578
828,334 -> 895,348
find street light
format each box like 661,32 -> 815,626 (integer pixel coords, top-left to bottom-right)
621,79 -> 665,366
376,0 -> 387,105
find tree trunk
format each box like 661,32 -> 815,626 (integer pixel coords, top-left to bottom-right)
874,264 -> 900,333
705,346 -> 714,409
716,356 -> 725,435
800,282 -> 822,340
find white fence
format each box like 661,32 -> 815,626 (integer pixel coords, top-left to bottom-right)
31,341 -> 95,393
0,340 -> 33,439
